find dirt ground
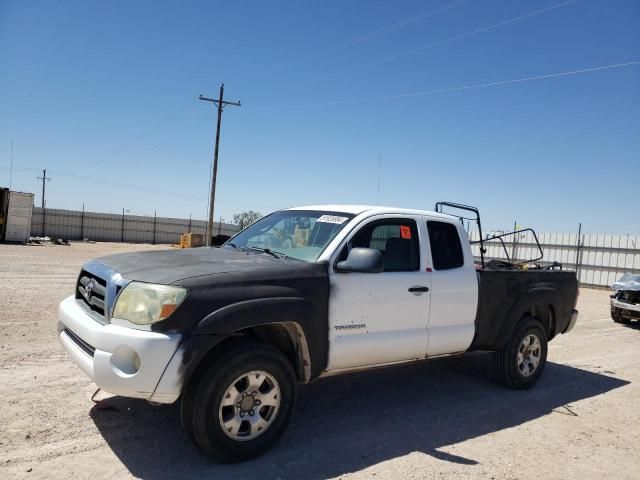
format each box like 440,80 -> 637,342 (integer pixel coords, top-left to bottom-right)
0,242 -> 638,480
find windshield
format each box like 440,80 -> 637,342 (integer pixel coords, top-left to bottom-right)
225,210 -> 355,262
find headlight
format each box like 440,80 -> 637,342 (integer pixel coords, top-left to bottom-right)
112,282 -> 187,325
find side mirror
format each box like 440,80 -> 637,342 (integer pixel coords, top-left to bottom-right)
336,247 -> 383,273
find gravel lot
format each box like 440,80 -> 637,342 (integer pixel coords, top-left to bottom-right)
1,242 -> 639,480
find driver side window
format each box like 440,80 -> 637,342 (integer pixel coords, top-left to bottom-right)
341,219 -> 420,272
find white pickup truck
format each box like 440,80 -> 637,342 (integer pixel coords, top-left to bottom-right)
58,202 -> 579,462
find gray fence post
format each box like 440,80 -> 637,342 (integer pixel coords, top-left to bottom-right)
80,203 -> 85,240
121,208 -> 125,243
574,223 -> 582,282
153,210 -> 157,245
511,220 -> 517,262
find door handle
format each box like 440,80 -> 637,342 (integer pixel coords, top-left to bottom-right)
408,286 -> 429,293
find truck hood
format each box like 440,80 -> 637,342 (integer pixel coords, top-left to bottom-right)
91,247 -> 291,284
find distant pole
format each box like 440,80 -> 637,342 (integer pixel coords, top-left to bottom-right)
80,203 -> 85,240
188,213 -> 192,232
36,169 -> 52,236
199,84 -> 241,246
153,210 -> 157,245
121,207 -> 125,243
9,141 -> 14,190
218,216 -> 223,236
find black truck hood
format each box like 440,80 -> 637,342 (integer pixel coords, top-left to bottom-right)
92,247 -> 291,284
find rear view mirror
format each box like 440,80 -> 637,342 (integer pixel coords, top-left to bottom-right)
335,248 -> 383,273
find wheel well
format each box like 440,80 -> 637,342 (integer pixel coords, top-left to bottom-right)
529,304 -> 556,340
227,323 -> 311,382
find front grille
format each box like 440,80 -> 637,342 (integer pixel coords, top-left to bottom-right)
76,270 -> 108,319
63,328 -> 95,357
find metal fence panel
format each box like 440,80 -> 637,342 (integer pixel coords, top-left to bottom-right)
30,208 -> 639,288
469,230 -> 639,288
32,207 -> 239,245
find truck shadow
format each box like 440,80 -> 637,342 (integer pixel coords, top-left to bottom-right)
90,354 -> 628,480
620,321 -> 640,331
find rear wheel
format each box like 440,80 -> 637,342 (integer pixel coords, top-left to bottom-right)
494,316 -> 548,389
181,341 -> 296,462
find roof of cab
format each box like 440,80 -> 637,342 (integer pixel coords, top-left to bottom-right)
286,204 -> 457,220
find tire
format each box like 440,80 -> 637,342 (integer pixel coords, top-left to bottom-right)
611,307 -> 631,324
494,316 -> 548,390
181,340 -> 296,463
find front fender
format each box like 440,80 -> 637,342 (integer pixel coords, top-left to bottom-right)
194,297 -> 327,379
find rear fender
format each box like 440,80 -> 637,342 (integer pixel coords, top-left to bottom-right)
494,287 -> 560,350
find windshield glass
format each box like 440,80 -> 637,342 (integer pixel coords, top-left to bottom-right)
225,210 -> 355,262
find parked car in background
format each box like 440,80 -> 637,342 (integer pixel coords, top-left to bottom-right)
611,273 -> 640,323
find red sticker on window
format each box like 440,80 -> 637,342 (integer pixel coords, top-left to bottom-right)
400,225 -> 411,239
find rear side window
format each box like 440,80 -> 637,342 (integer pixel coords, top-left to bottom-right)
427,221 -> 464,270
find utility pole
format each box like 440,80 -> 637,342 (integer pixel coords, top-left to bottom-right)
199,84 -> 241,246
37,169 -> 52,236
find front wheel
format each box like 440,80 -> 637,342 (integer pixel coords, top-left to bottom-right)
494,316 -> 548,389
181,341 -> 296,462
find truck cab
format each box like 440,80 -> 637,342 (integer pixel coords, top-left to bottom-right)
308,206 -> 479,371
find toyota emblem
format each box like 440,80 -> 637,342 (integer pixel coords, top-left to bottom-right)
84,280 -> 94,301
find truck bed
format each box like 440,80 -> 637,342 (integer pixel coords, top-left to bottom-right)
469,269 -> 579,351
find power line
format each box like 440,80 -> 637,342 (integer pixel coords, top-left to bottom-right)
324,0 -> 471,53
286,60 -> 640,109
0,164 -> 281,211
318,0 -> 577,79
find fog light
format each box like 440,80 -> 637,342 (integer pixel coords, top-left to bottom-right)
111,346 -> 141,376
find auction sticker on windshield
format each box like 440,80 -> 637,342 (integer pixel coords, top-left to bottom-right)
317,215 -> 349,224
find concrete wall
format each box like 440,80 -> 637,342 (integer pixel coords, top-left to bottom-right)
31,207 -> 240,245
470,230 -> 640,288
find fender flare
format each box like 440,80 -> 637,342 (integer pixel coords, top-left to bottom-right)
493,287 -> 561,349
177,297 -> 321,387
196,297 -> 311,334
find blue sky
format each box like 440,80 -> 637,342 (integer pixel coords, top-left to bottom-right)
1,0 -> 638,233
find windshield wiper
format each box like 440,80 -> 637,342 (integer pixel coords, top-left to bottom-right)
243,246 -> 288,259
225,242 -> 239,250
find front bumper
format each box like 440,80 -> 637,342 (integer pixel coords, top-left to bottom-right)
611,299 -> 640,320
58,295 -> 182,403
563,309 -> 579,333
611,299 -> 640,313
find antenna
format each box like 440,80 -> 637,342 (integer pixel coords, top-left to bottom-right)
9,141 -> 13,190
376,153 -> 382,205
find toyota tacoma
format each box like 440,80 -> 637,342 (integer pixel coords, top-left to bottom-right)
58,202 -> 579,462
